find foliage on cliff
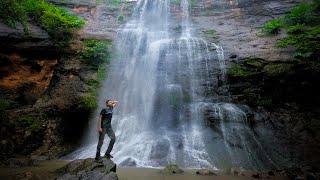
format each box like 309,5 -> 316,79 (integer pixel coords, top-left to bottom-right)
0,99 -> 16,123
81,39 -> 111,67
262,1 -> 320,60
80,39 -> 112,111
0,0 -> 85,43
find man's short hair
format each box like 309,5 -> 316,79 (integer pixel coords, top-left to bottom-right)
106,99 -> 111,104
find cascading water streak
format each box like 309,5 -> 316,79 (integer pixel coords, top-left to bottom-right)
66,0 -> 282,170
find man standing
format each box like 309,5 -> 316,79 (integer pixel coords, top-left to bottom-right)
95,99 -> 118,161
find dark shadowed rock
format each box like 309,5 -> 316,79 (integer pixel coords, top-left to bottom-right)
229,54 -> 237,59
8,157 -> 35,168
252,173 -> 260,179
196,169 -> 217,176
306,172 -> 317,180
268,170 -> 275,176
56,158 -> 117,180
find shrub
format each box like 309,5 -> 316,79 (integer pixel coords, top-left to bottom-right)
97,65 -> 106,81
79,39 -> 112,112
284,2 -> 319,25
81,39 -> 111,67
0,98 -> 16,122
0,0 -> 85,43
0,0 -> 29,33
80,79 -> 100,111
277,24 -> 320,59
18,115 -> 43,132
262,1 -> 320,60
261,19 -> 283,35
117,13 -> 125,22
80,94 -> 98,111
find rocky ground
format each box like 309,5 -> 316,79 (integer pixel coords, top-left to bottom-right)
0,158 -> 292,180
0,157 -> 117,180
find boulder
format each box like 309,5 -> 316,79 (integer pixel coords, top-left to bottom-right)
162,164 -> 184,174
56,158 -> 117,180
196,169 -> 217,176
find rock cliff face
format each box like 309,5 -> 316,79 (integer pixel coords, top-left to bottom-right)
190,0 -> 320,168
0,1 -> 133,161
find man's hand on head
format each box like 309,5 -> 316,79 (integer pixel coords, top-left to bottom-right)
112,100 -> 118,107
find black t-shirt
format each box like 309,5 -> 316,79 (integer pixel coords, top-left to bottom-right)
100,107 -> 113,128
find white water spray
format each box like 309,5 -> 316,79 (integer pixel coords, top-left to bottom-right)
66,0 -> 281,170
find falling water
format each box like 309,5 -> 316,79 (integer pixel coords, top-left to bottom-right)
66,0 -> 285,170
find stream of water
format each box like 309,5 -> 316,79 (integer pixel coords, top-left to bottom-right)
66,0 -> 285,170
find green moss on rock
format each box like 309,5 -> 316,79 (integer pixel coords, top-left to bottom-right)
79,39 -> 112,111
18,115 -> 44,132
80,94 -> 98,111
227,63 -> 256,78
263,63 -> 294,76
243,58 -> 265,69
203,29 -> 219,40
162,164 -> 184,174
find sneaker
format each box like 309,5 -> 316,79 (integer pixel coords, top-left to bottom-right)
104,154 -> 113,159
95,156 -> 103,163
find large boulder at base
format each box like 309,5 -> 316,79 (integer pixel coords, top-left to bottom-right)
162,164 -> 184,174
196,169 -> 217,176
56,158 -> 117,180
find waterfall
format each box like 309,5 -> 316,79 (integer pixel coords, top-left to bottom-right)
66,0 -> 283,170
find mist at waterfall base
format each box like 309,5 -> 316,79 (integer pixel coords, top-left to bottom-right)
65,0 -> 290,170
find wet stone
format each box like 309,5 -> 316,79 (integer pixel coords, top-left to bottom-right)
196,169 -> 217,176
162,164 -> 184,174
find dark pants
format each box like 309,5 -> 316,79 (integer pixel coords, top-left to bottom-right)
96,127 -> 116,156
